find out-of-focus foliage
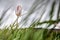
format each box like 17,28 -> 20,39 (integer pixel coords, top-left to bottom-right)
20,0 -> 60,28
0,27 -> 60,40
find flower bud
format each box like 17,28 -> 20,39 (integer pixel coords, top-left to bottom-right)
15,5 -> 22,16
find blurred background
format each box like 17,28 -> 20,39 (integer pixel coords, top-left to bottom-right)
0,0 -> 60,40
0,0 -> 34,28
0,0 -> 60,29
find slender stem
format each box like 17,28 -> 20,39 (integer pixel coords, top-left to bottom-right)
16,16 -> 19,27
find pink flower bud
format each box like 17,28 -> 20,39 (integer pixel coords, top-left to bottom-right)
15,5 -> 22,16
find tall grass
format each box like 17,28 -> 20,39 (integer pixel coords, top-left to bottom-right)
0,26 -> 60,40
0,0 -> 60,40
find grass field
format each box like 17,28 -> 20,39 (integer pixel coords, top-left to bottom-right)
0,0 -> 60,40
0,26 -> 60,40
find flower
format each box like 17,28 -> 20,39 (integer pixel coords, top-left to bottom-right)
15,5 -> 22,16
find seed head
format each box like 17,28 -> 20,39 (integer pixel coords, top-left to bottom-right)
15,5 -> 22,16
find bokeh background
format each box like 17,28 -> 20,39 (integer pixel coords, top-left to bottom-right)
0,0 -> 60,29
